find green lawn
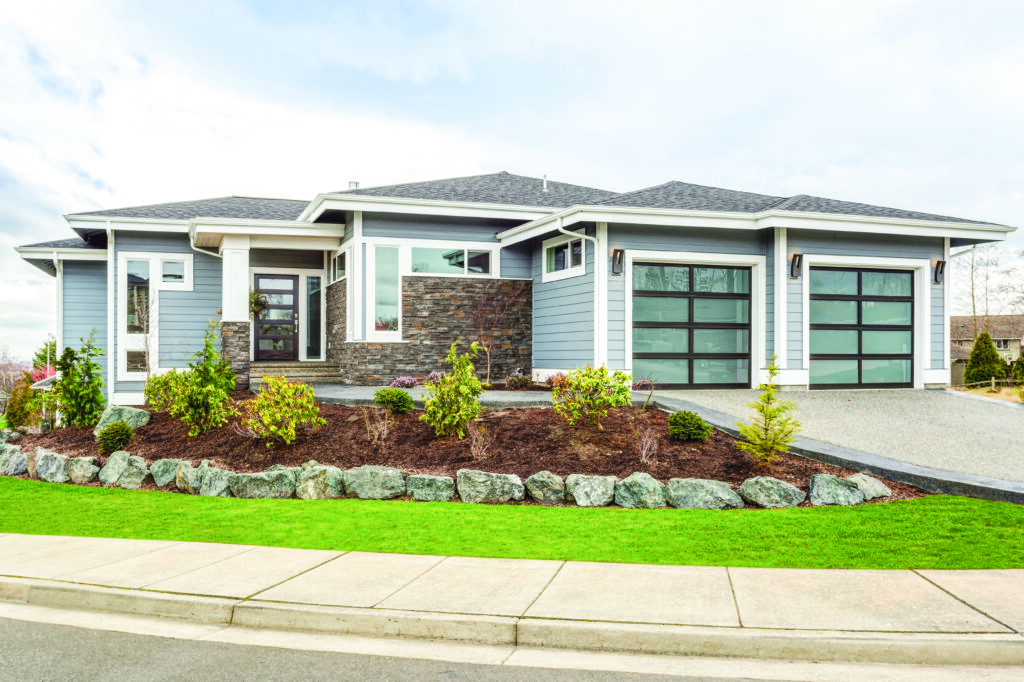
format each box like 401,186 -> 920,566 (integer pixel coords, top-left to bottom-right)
1,477 -> 1021,569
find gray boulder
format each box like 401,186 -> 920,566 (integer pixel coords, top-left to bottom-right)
0,444 -> 27,476
809,474 -> 865,507
229,470 -> 297,499
295,466 -> 346,500
343,465 -> 406,500
34,449 -> 69,484
175,460 -> 212,495
457,469 -> 524,504
267,464 -> 301,485
99,450 -> 131,487
738,476 -> 806,509
666,478 -> 744,510
406,474 -> 455,502
0,429 -> 18,443
614,472 -> 667,509
116,455 -> 150,490
67,457 -> 100,485
93,405 -> 151,438
150,459 -> 184,488
565,474 -> 616,507
525,470 -> 565,505
846,473 -> 892,500
199,467 -> 233,497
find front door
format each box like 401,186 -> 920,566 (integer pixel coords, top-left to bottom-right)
254,274 -> 299,361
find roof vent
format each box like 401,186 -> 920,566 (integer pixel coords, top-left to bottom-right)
348,181 -> 359,190
542,174 -> 548,192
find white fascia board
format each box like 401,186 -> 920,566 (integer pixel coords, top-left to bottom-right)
302,194 -> 552,223
67,216 -> 191,234
15,247 -> 108,261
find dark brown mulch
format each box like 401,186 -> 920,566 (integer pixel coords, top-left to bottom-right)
15,401 -> 924,505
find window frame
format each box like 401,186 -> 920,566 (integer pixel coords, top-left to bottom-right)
542,232 -> 586,283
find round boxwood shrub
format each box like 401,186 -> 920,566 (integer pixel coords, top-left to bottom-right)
374,387 -> 414,415
667,410 -> 713,442
97,420 -> 134,454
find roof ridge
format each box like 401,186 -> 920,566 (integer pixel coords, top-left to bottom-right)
70,195 -> 308,216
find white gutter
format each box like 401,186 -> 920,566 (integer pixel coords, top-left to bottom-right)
51,252 -> 63,352
106,223 -> 114,396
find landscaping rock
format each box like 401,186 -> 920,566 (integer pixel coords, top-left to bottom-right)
198,467 -> 233,497
150,459 -> 184,488
116,455 -> 150,490
809,474 -> 865,506
343,465 -> 406,500
666,478 -> 744,510
456,469 -> 524,504
300,460 -> 321,470
0,429 -> 18,443
93,405 -> 151,438
0,443 -> 27,476
175,460 -> 212,495
295,466 -> 345,500
99,451 -> 131,487
738,477 -> 806,508
267,464 -> 302,484
229,470 -> 297,499
846,473 -> 892,500
67,457 -> 100,485
614,472 -> 667,509
565,474 -> 616,507
525,470 -> 565,505
406,474 -> 455,502
34,449 -> 69,484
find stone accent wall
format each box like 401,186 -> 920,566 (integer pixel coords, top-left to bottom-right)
326,279 -> 346,365
329,277 -> 532,385
221,321 -> 251,390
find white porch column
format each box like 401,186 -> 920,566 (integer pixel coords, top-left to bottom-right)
221,235 -> 251,322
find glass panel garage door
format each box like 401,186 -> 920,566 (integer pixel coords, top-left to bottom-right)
632,263 -> 751,388
809,267 -> 913,388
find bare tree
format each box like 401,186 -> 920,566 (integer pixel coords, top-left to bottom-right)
0,345 -> 22,394
997,250 -> 1024,315
952,244 -> 1004,337
471,281 -> 529,385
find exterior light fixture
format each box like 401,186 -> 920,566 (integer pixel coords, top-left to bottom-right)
611,249 -> 625,275
934,260 -> 946,284
789,253 -> 803,279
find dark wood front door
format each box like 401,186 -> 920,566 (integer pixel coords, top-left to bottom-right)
255,274 -> 299,361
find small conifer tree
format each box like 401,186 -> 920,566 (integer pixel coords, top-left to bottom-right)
736,357 -> 800,469
964,332 -> 1007,385
1011,348 -> 1024,387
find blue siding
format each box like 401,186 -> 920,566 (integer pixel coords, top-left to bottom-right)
532,227 -> 595,369
62,261 -> 108,394
251,249 -> 324,269
500,242 -> 532,279
362,212 -> 518,242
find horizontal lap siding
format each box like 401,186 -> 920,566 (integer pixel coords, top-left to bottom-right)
500,242 -> 532,279
362,213 -> 521,242
62,261 -> 108,394
533,227 -> 595,369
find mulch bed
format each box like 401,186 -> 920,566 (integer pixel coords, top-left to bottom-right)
14,396 -> 925,506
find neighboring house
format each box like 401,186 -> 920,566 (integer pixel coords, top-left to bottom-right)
15,172 -> 1015,405
949,314 -> 1024,362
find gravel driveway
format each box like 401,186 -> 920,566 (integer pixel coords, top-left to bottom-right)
658,389 -> 1024,484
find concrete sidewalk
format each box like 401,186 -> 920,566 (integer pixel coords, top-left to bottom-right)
0,533 -> 1021,667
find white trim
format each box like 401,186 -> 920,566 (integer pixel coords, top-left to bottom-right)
53,256 -> 63,352
774,368 -> 809,387
774,227 -> 787,368
595,222 -> 609,366
800,254 -> 930,389
363,242 -> 403,342
943,237 -> 951,375
249,267 -> 328,362
15,247 -> 107,261
156,255 -> 193,292
110,392 -> 146,406
299,193 -> 552,223
541,232 -> 586,283
923,368 -> 951,386
106,225 -> 114,395
624,250 -> 767,388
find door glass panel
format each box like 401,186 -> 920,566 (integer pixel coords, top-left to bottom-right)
810,329 -> 858,354
862,330 -> 911,354
411,247 -> 466,274
375,246 -> 400,332
692,358 -> 748,384
126,259 -> 150,334
265,293 -> 293,305
126,351 -> 148,373
162,260 -> 185,283
307,276 -> 322,360
467,250 -> 491,274
862,359 -> 911,383
862,271 -> 911,297
692,329 -> 748,354
633,265 -> 689,292
693,267 -> 749,293
259,323 -> 293,336
259,278 -> 294,290
263,309 -> 294,320
693,298 -> 748,323
633,297 -> 689,322
810,359 -> 859,384
862,301 -> 911,326
259,339 -> 294,351
632,358 -> 688,384
809,300 -> 857,324
810,269 -> 857,295
633,328 -> 689,354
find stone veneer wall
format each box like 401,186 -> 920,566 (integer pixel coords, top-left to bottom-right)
329,276 -> 532,385
221,321 -> 251,390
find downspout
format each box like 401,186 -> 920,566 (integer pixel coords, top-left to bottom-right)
51,251 -> 63,352
188,219 -> 222,258
554,217 -> 604,367
105,222 -> 114,400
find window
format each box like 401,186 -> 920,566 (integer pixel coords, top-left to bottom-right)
331,252 -> 346,282
542,233 -> 586,282
126,260 -> 150,334
162,260 -> 185,283
410,247 -> 491,276
307,276 -> 322,359
995,339 -> 1010,350
374,246 -> 400,334
125,351 -> 148,373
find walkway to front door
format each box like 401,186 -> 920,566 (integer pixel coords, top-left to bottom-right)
255,274 -> 299,361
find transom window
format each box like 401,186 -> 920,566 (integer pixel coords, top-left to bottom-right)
331,252 -> 346,282
411,247 -> 491,275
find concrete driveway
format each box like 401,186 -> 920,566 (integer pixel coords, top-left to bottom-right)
658,389 -> 1024,484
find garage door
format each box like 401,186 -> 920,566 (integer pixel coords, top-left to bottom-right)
808,267 -> 913,388
631,263 -> 750,388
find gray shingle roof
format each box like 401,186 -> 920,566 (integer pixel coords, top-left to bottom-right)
771,195 -> 997,225
336,171 -> 618,208
71,196 -> 309,221
595,181 -> 787,212
950,314 -> 1024,341
21,237 -> 102,249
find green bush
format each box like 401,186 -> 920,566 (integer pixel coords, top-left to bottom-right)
667,410 -> 713,442
242,375 -> 325,447
735,357 -> 801,468
552,365 -> 632,430
189,322 -> 236,396
420,342 -> 484,439
4,372 -> 40,428
53,332 -> 106,427
964,332 -> 1008,385
1011,350 -> 1024,386
503,369 -> 532,390
374,387 -> 414,415
97,420 -> 133,454
144,369 -> 184,411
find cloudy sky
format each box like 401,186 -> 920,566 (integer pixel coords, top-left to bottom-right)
1,0 -> 1022,358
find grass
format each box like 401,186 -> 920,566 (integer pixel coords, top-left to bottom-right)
954,386 -> 1023,404
1,477 -> 1022,569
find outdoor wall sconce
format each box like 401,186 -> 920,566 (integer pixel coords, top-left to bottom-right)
789,253 -> 803,279
934,259 -> 946,284
611,249 -> 625,275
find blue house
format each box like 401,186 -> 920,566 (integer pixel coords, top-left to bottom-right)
16,172 -> 1014,404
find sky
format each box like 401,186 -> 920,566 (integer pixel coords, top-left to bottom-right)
1,0 -> 1023,358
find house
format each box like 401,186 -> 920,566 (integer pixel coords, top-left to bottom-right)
15,172 -> 1015,405
949,314 -> 1024,362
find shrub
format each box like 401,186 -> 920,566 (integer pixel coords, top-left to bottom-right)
425,371 -> 446,386
5,372 -> 40,428
241,375 -> 326,447
374,387 -> 415,414
552,365 -> 632,430
1011,351 -> 1024,386
53,332 -> 106,427
546,372 -> 568,389
667,410 -> 713,442
189,322 -> 235,396
97,420 -> 133,454
144,369 -> 184,411
735,357 -> 800,468
420,342 -> 484,439
503,369 -> 531,390
467,420 -> 495,459
362,407 -> 393,451
965,332 -> 1008,385
389,376 -> 418,389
